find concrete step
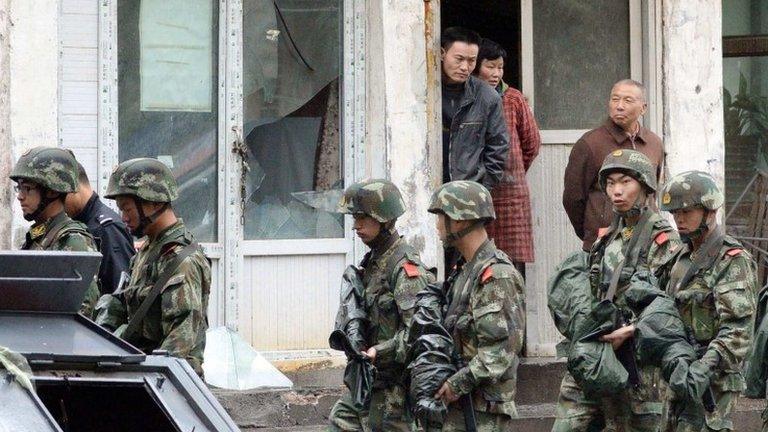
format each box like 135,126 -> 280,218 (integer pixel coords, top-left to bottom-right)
221,395 -> 765,431
277,356 -> 568,405
212,356 -> 766,431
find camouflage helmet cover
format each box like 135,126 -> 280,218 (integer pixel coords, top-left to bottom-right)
338,179 -> 406,223
659,170 -> 724,211
105,158 -> 179,202
428,180 -> 496,221
598,149 -> 657,192
9,146 -> 79,193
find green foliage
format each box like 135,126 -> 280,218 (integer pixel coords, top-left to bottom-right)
723,74 -> 768,173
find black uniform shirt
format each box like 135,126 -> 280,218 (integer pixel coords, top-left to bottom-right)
73,193 -> 135,294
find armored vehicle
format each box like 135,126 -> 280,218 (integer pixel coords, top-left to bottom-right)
0,250 -> 239,432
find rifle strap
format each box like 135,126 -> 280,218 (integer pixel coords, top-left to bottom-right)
122,241 -> 198,342
605,210 -> 654,302
672,228 -> 725,294
383,241 -> 416,290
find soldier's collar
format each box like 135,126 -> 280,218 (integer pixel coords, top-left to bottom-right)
29,212 -> 68,240
465,238 -> 495,266
29,221 -> 48,240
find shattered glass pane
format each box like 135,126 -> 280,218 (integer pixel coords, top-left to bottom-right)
242,0 -> 344,240
203,327 -> 293,390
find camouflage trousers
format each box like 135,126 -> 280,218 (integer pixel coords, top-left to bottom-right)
551,371 -> 662,432
659,375 -> 741,432
328,383 -> 413,432
440,405 -> 511,432
762,406 -> 768,432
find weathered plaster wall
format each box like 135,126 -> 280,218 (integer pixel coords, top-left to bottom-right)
662,1 -> 725,185
8,0 -> 60,246
0,0 -> 10,249
369,0 -> 442,270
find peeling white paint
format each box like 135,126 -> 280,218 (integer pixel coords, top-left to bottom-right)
8,0 -> 61,246
662,1 -> 725,186
0,0 -> 11,249
370,0 -> 441,270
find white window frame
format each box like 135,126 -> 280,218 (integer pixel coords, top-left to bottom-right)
99,0 -> 238,328
239,0 -> 366,263
521,0 -> 651,145
98,0 -> 365,330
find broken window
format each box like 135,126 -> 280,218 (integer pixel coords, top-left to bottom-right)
242,0 -> 344,240
117,0 -> 219,242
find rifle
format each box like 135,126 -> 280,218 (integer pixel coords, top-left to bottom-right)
689,337 -> 717,413
454,356 -> 477,432
614,313 -> 642,388
443,262 -> 477,432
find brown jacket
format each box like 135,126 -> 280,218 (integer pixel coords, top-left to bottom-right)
562,119 -> 664,250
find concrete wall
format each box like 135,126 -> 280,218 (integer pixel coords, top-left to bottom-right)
8,0 -> 60,246
367,0 -> 442,270
662,1 -> 725,184
0,0 -> 11,249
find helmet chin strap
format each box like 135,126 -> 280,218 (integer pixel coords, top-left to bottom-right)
444,218 -> 483,246
366,220 -> 398,251
25,187 -> 62,222
614,189 -> 648,219
680,211 -> 712,244
132,198 -> 168,237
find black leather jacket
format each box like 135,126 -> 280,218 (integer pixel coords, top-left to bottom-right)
444,75 -> 510,189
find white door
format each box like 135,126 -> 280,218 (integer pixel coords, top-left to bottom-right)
519,0 -> 650,355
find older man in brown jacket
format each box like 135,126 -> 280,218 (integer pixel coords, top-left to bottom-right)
562,79 -> 664,251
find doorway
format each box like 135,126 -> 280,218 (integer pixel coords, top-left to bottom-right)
440,0 -> 522,89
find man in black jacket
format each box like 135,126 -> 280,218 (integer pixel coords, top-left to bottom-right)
441,27 -> 509,190
65,162 -> 135,294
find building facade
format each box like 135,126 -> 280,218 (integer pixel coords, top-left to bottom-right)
2,0 -> 758,358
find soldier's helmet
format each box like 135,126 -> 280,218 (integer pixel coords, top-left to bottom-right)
338,179 -> 406,223
105,158 -> 179,202
659,170 -> 724,212
598,149 -> 657,192
9,146 -> 79,193
428,180 -> 496,221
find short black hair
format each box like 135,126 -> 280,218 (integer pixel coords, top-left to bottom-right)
474,38 -> 507,76
76,162 -> 90,185
477,38 -> 507,63
441,27 -> 481,50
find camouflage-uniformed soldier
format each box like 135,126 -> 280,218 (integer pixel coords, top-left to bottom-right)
552,149 -> 682,432
329,179 -> 434,432
658,171 -> 757,432
10,146 -> 101,317
428,180 -> 525,431
94,158 -> 210,376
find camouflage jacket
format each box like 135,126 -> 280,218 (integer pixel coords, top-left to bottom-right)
667,234 -> 757,385
95,220 -> 210,375
361,235 -> 434,381
585,210 -> 681,406
745,276 -> 768,398
589,211 -> 682,311
444,239 -> 525,418
21,211 -> 101,317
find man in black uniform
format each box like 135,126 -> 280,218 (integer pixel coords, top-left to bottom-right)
65,162 -> 135,294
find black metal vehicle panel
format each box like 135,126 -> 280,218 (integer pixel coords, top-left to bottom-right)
0,251 -> 101,312
0,312 -> 145,364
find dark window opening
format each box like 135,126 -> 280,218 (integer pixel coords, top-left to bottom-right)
440,0 -> 522,89
36,381 -> 179,432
